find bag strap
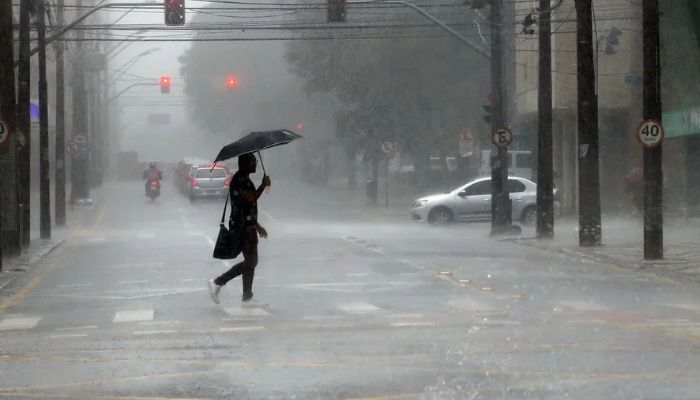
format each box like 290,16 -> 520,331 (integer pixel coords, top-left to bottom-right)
220,192 -> 229,225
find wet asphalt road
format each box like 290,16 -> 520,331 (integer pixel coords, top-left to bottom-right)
1,178 -> 700,399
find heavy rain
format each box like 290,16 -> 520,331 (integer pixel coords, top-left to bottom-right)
1,0 -> 700,398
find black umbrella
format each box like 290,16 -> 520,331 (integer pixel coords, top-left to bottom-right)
213,129 -> 303,174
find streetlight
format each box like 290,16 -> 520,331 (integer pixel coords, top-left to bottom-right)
109,47 -> 160,83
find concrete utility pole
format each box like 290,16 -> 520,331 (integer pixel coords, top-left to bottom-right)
537,0 -> 554,238
18,0 -> 32,247
489,0 -> 513,235
575,0 -> 602,247
71,0 -> 90,203
642,0 -> 663,259
0,0 -> 21,262
37,0 -> 51,239
55,0 -> 67,226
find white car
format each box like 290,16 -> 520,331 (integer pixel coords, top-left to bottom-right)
410,176 -> 559,225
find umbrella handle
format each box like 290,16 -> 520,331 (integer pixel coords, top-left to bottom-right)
258,151 -> 271,193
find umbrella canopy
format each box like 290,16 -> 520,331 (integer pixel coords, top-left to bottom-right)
213,129 -> 303,164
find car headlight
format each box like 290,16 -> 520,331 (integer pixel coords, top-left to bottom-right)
412,199 -> 428,208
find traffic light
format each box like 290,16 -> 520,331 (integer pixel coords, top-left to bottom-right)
327,0 -> 346,23
160,75 -> 171,94
164,0 -> 185,26
225,75 -> 237,90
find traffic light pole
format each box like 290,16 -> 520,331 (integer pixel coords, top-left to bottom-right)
642,0 -> 663,260
489,0 -> 513,236
537,0 -> 554,238
575,0 -> 602,247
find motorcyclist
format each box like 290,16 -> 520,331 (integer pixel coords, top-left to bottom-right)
143,162 -> 163,196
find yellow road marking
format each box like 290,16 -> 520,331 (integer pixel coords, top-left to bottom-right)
0,246 -> 65,314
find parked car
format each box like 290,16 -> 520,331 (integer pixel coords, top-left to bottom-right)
187,164 -> 231,202
410,176 -> 559,225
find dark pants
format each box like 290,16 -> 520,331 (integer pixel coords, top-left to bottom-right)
214,228 -> 258,301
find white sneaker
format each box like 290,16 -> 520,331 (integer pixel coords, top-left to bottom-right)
208,280 -> 221,305
241,296 -> 267,308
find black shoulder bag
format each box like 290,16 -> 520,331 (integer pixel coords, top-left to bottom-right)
212,193 -> 242,260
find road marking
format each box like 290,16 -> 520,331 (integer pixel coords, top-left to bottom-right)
48,333 -> 88,339
117,280 -> 149,285
390,321 -> 436,327
179,278 -> 208,282
88,237 -> 106,243
0,316 -> 42,331
57,283 -> 93,288
113,309 -> 154,323
136,233 -> 156,239
133,329 -> 177,335
338,302 -> 381,314
138,320 -> 180,326
54,325 -> 98,331
559,301 -> 609,312
224,307 -> 270,317
386,313 -> 424,319
219,325 -> 264,332
0,246 -> 66,314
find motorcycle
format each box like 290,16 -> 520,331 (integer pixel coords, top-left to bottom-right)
146,179 -> 160,201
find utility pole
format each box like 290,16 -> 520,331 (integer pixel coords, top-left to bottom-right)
575,0 -> 602,247
490,0 -> 513,236
537,0 -> 554,238
71,0 -> 90,203
0,0 -> 21,261
55,0 -> 67,227
18,0 -> 32,247
37,0 -> 51,239
642,0 -> 663,259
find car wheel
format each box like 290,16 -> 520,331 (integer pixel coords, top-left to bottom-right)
428,207 -> 454,225
521,206 -> 537,225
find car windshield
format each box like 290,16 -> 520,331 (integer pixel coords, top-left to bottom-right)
4,3 -> 698,398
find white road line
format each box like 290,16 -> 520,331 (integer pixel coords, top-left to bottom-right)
54,325 -> 98,332
117,280 -> 149,285
390,321 -> 436,327
138,320 -> 180,326
48,333 -> 88,339
57,283 -> 93,288
0,316 -> 42,331
337,302 -> 381,314
133,329 -> 177,335
386,313 -> 425,319
88,237 -> 106,242
224,307 -> 270,317
113,309 -> 154,323
302,315 -> 347,321
559,301 -> 609,312
219,326 -> 264,332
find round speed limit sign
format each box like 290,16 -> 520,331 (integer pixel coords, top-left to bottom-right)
0,120 -> 8,144
492,127 -> 513,146
637,120 -> 664,148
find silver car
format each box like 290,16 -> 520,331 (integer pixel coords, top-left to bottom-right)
188,165 -> 231,202
411,177 -> 556,225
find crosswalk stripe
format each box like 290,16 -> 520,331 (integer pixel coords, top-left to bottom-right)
49,333 -> 88,339
219,326 -> 264,332
559,301 -> 609,311
337,302 -> 381,314
0,316 -> 42,331
224,307 -> 270,317
113,309 -> 154,323
133,329 -> 177,335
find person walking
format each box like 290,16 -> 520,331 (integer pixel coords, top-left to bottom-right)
208,153 -> 271,306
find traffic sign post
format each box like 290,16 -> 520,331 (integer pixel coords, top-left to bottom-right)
637,119 -> 664,148
492,127 -> 513,146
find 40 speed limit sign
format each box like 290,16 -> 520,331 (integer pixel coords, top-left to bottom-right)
637,120 -> 664,148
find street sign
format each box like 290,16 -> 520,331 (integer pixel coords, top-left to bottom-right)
637,119 -> 664,148
459,129 -> 475,156
66,142 -> 79,155
492,127 -> 513,146
381,140 -> 393,154
0,120 -> 8,144
73,134 -> 87,144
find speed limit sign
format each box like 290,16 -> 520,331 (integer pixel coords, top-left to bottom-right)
492,127 -> 513,146
637,120 -> 664,148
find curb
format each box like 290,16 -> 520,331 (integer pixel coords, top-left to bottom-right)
0,239 -> 65,295
513,239 -> 700,287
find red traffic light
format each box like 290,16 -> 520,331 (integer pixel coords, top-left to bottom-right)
160,75 -> 171,94
226,75 -> 237,89
296,123 -> 303,130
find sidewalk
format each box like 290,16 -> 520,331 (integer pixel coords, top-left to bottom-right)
514,215 -> 700,285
